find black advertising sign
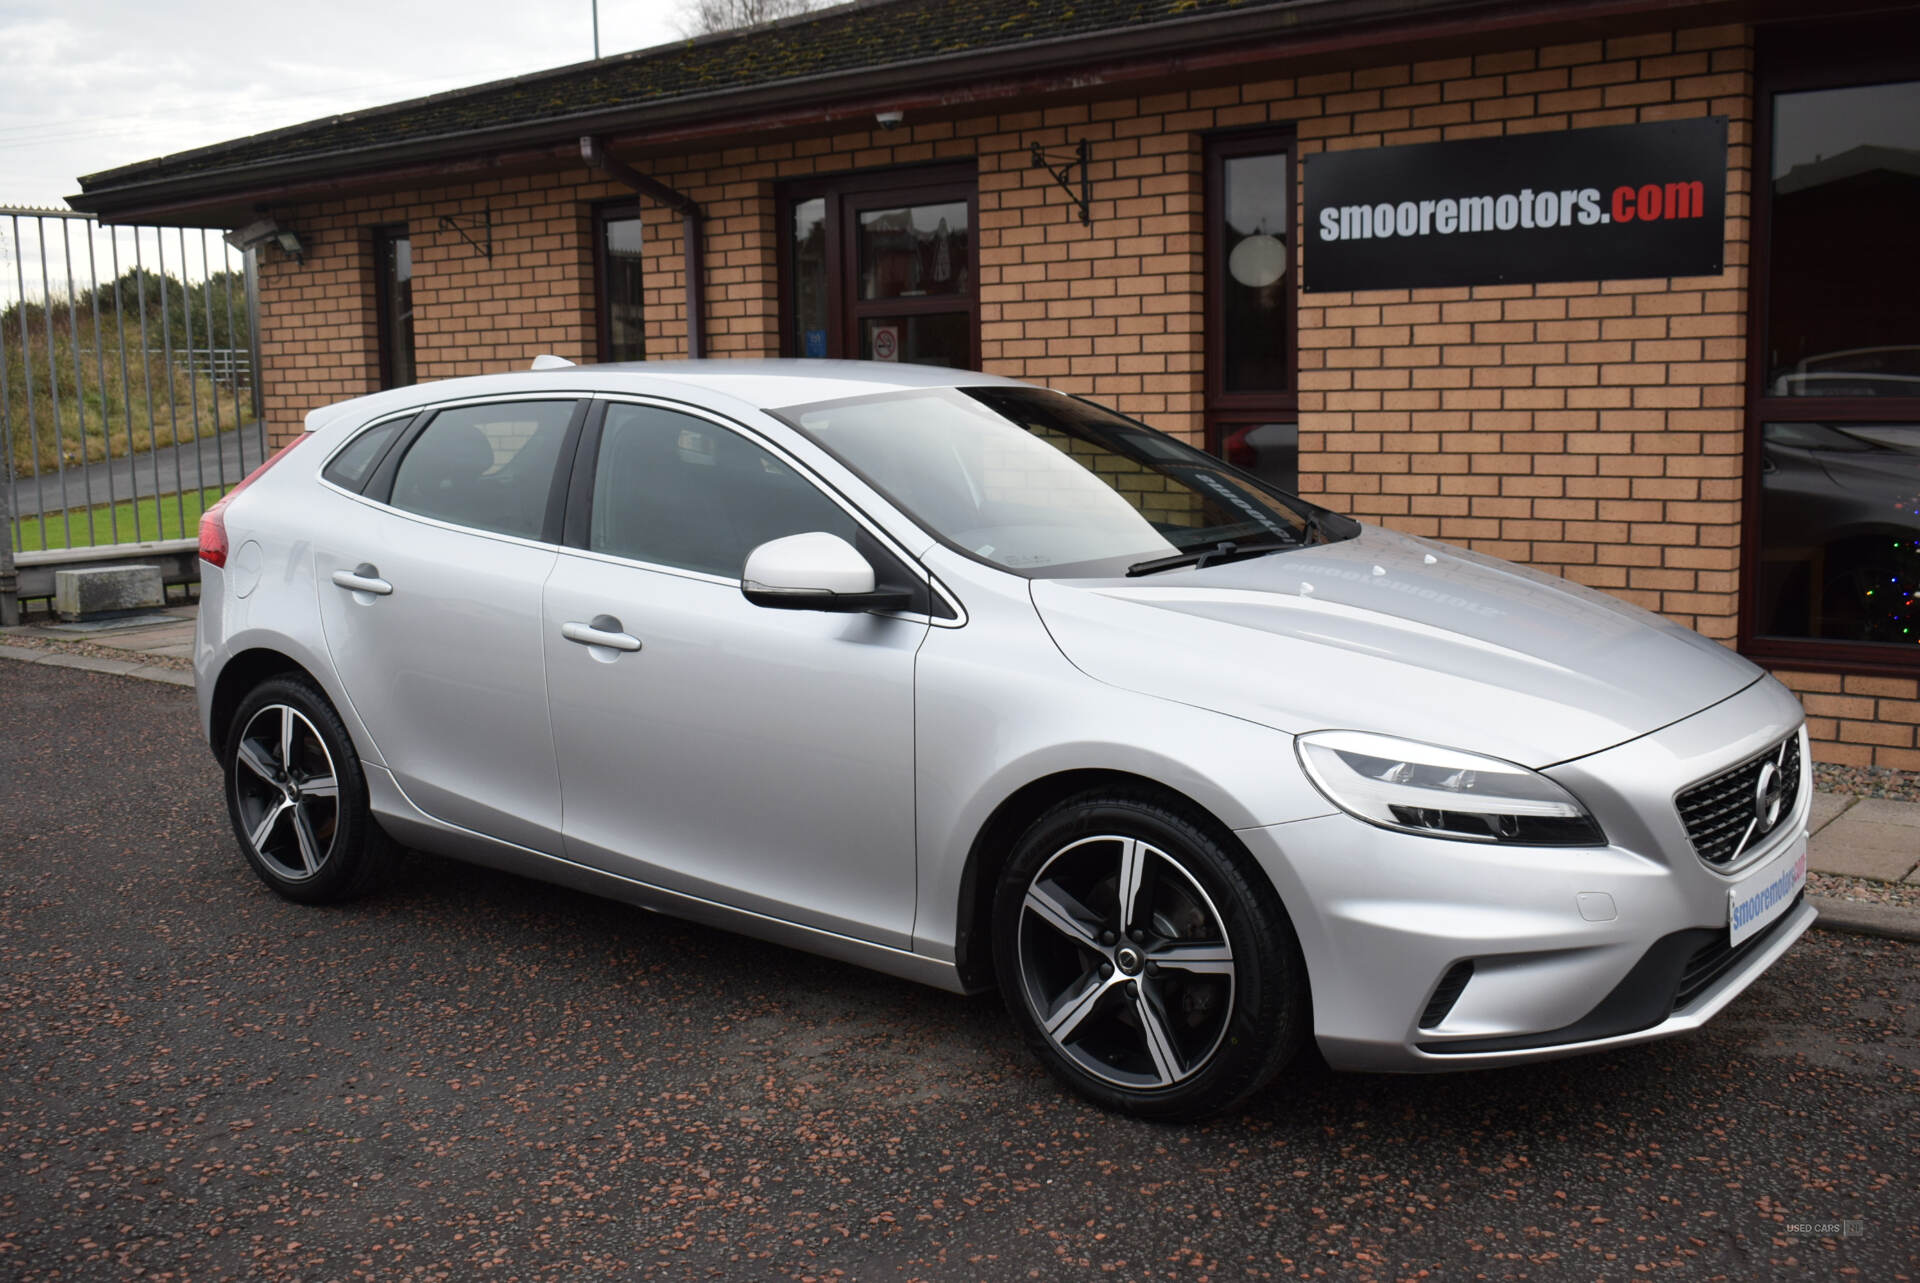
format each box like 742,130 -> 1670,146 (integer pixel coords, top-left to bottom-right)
1302,117 -> 1727,292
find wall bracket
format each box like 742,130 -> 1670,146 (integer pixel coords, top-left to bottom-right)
438,209 -> 491,261
1029,140 -> 1091,226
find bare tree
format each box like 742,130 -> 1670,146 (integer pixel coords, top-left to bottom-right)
676,0 -> 827,37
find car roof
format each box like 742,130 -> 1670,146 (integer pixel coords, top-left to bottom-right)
302,359 -> 1030,435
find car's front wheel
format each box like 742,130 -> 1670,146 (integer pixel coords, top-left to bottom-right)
992,791 -> 1309,1120
221,675 -> 395,904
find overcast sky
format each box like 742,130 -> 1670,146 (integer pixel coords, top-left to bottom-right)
0,0 -> 683,208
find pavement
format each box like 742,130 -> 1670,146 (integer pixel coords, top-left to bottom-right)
1,658 -> 1916,1280
9,420 -> 264,520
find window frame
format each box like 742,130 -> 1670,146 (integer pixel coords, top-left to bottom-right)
592,199 -> 647,364
1739,19 -> 1920,674
371,224 -> 414,391
560,394 -> 955,620
775,162 -> 980,364
1203,129 -> 1299,476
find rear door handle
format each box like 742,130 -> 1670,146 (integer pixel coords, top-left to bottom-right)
561,614 -> 642,653
331,564 -> 393,596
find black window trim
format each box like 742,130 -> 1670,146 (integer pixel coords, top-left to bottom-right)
560,392 -> 957,621
319,411 -> 420,494
371,224 -> 414,391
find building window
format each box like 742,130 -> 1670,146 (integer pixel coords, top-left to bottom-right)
1747,24 -> 1920,664
1205,133 -> 1297,493
373,226 -> 414,389
778,164 -> 977,369
596,203 -> 646,362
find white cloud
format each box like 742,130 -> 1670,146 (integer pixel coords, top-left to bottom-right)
0,0 -> 682,207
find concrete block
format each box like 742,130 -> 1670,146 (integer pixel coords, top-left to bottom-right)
1810,817 -> 1920,882
1807,791 -> 1857,835
52,564 -> 163,622
1842,797 -> 1920,829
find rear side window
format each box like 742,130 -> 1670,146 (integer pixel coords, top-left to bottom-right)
321,417 -> 407,492
589,403 -> 858,578
390,401 -> 577,539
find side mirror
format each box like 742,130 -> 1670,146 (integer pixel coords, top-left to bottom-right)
741,532 -> 913,613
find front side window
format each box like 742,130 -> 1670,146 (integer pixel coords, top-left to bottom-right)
784,386 -> 1346,578
596,204 -> 646,362
1750,42 -> 1920,659
373,226 -> 414,390
1206,134 -> 1297,493
589,403 -> 857,578
389,401 -> 576,539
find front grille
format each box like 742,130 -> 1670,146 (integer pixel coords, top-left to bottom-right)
1676,732 -> 1802,867
1672,891 -> 1804,1011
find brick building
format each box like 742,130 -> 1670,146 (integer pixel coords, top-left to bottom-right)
71,0 -> 1920,767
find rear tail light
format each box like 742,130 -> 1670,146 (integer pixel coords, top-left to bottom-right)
198,434 -> 310,568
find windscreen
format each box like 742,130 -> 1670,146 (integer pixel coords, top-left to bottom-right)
782,385 -> 1330,577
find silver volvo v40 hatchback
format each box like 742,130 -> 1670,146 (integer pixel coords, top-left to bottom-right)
196,360 -> 1814,1119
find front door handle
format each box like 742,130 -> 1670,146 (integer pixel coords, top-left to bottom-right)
561,614 -> 642,653
331,563 -> 393,596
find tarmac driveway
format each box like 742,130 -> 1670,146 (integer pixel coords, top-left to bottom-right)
1,659 -> 1916,1280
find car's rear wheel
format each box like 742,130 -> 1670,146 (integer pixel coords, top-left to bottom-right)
222,675 -> 395,903
992,791 -> 1308,1120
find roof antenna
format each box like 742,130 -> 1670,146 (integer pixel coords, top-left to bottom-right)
531,354 -> 576,370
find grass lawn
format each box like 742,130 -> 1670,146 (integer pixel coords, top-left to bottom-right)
12,485 -> 226,552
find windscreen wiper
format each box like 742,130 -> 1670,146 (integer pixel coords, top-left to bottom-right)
1126,536 -> 1297,578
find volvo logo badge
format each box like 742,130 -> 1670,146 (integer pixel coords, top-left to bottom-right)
1753,761 -> 1784,835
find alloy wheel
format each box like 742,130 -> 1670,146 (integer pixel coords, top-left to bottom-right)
231,703 -> 341,882
1015,834 -> 1237,1090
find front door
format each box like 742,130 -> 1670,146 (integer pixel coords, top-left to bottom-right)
786,165 -> 978,369
542,400 -> 927,947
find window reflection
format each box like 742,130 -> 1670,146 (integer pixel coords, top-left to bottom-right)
600,213 -> 645,363
858,202 -> 969,300
792,197 -> 828,357
375,227 -> 413,389
1221,151 -> 1290,394
1767,81 -> 1920,393
1218,421 -> 1298,493
1757,421 -> 1920,645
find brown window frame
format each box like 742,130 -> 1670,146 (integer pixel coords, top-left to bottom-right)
592,199 -> 646,364
371,224 -> 414,391
1203,130 -> 1299,472
775,162 -> 979,364
1739,18 -> 1920,676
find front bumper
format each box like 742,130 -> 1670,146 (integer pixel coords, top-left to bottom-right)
1239,675 -> 1815,1072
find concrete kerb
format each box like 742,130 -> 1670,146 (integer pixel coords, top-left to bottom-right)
0,648 -> 1914,941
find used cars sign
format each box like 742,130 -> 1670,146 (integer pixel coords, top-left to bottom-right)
1303,117 -> 1727,291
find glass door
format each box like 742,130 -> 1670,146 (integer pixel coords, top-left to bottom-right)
783,166 -> 977,370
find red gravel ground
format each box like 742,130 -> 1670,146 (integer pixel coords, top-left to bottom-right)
1,659 -> 1917,1280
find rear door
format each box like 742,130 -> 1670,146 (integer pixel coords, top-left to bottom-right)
541,399 -> 929,946
315,396 -> 584,853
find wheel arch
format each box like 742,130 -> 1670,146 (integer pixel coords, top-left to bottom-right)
951,768 -> 1276,992
208,647 -> 322,758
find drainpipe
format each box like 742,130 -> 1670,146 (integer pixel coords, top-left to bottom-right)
580,136 -> 706,359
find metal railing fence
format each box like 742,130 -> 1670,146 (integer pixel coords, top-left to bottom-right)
1,207 -> 265,621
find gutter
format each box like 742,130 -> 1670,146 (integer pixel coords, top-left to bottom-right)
580,137 -> 706,359
67,0 -> 1709,219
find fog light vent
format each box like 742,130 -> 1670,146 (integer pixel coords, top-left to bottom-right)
1419,960 -> 1475,1029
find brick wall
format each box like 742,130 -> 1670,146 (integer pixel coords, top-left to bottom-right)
252,19 -> 1920,768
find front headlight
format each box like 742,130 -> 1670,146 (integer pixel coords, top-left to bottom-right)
1296,730 -> 1605,846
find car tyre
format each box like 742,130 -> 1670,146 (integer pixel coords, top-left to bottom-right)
992,790 -> 1309,1121
221,675 -> 397,904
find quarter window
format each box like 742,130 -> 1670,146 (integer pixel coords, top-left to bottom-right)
322,417 -> 407,492
589,403 -> 857,578
389,401 -> 577,540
